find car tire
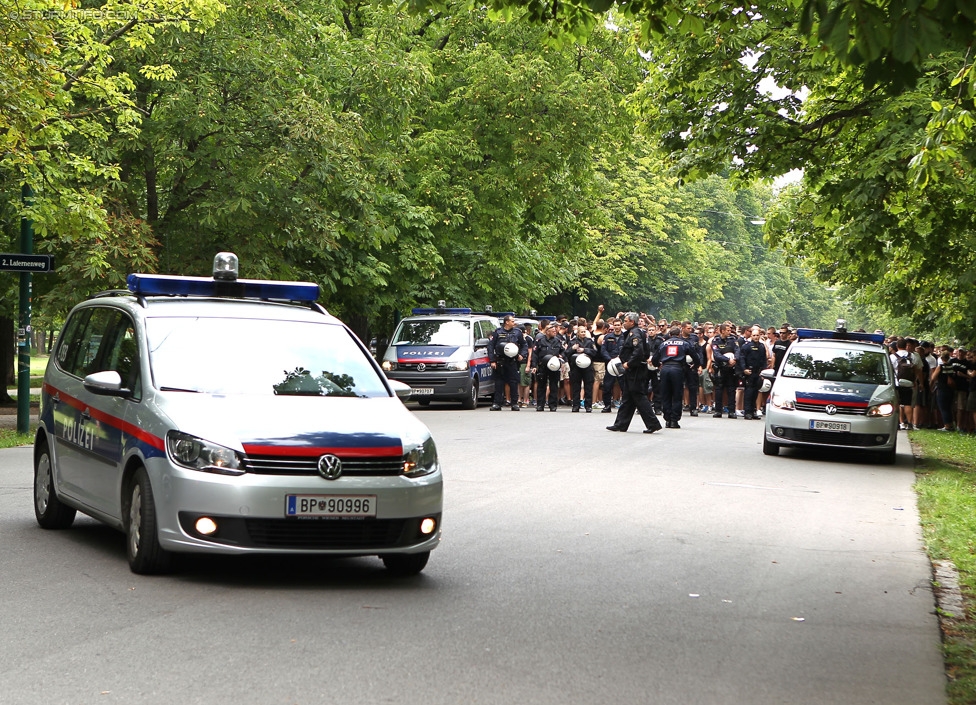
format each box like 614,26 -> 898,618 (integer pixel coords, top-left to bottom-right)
762,436 -> 780,456
381,551 -> 430,576
34,440 -> 76,529
417,399 -> 431,406
878,446 -> 897,465
461,381 -> 478,410
126,468 -> 172,575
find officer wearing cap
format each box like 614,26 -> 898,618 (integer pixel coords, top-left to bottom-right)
653,326 -> 702,429
532,323 -> 566,411
568,324 -> 598,412
607,313 -> 663,434
710,323 -> 740,419
488,315 -> 528,410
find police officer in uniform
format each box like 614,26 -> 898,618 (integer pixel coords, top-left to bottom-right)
488,315 -> 528,410
653,326 -> 702,429
607,313 -> 663,434
710,323 -> 740,419
737,327 -> 770,419
600,318 -> 623,413
647,322 -> 666,415
681,321 -> 701,417
568,324 -> 598,412
532,324 -> 566,411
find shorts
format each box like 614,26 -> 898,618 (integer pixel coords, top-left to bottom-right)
593,361 -> 606,384
967,391 -> 976,413
560,360 -> 570,382
910,385 -> 919,407
519,363 -> 532,386
897,387 -> 912,406
699,368 -> 714,394
957,390 -> 969,411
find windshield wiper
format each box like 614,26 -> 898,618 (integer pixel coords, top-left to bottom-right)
159,386 -> 202,393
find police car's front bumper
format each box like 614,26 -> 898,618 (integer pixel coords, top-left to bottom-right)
763,405 -> 898,451
147,459 -> 443,555
387,370 -> 475,401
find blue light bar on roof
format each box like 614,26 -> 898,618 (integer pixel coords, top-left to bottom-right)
127,273 -> 319,302
796,328 -> 885,344
410,308 -> 472,315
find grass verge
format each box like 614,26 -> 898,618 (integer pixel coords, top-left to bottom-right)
0,426 -> 36,450
912,429 -> 976,704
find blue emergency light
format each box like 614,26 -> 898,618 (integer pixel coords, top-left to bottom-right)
127,273 -> 319,301
411,308 -> 473,315
796,328 -> 885,344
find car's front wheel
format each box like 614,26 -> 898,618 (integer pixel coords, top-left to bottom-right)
34,440 -> 76,529
381,551 -> 430,576
461,381 -> 478,410
762,436 -> 780,456
126,468 -> 172,574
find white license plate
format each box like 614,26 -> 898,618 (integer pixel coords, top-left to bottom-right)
810,419 -> 851,432
286,495 -> 377,518
411,387 -> 434,395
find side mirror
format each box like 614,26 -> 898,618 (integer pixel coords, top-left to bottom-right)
387,379 -> 413,400
760,368 -> 776,380
83,370 -> 132,398
475,338 -> 490,349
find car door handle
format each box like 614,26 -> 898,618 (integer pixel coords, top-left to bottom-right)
51,393 -> 61,404
81,408 -> 92,420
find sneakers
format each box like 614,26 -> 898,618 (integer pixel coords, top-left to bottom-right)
593,402 -> 605,410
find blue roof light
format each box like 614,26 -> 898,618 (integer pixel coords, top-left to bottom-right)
410,308 -> 473,315
127,273 -> 319,302
796,328 -> 885,344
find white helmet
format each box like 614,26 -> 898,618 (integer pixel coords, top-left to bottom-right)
575,354 -> 592,369
546,356 -> 562,372
760,378 -> 773,393
607,357 -> 624,376
503,342 -> 519,358
685,355 -> 693,364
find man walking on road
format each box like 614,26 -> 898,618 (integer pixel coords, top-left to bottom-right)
607,313 -> 663,434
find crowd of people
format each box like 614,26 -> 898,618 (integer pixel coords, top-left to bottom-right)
484,308 -> 976,435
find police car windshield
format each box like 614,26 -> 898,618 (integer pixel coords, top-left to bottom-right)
781,348 -> 891,385
146,317 -> 389,397
392,319 -> 470,346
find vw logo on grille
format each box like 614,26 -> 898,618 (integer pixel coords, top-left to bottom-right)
417,363 -> 426,372
825,404 -> 838,415
318,454 -> 343,480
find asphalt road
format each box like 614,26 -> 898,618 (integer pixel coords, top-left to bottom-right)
0,404 -> 946,704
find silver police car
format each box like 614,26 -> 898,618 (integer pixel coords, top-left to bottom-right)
33,254 -> 442,575
761,327 -> 899,464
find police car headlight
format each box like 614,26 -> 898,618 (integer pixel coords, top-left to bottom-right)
167,431 -> 245,476
770,391 -> 795,410
444,361 -> 468,371
867,402 -> 895,417
402,436 -> 438,478
381,360 -> 397,372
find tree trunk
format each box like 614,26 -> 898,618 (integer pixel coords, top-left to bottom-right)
0,316 -> 15,403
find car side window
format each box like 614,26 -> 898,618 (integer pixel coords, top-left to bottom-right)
55,308 -> 92,374
101,314 -> 142,401
57,308 -> 140,395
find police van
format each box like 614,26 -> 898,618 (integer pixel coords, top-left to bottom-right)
381,305 -> 504,409
760,323 -> 899,464
33,254 -> 442,575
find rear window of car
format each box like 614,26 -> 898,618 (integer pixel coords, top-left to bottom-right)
146,317 -> 390,397
782,346 -> 892,385
392,319 -> 471,346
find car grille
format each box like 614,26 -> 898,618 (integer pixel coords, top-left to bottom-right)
777,428 -> 891,447
397,362 -> 448,371
245,518 -> 408,549
794,401 -> 868,415
243,454 -> 405,476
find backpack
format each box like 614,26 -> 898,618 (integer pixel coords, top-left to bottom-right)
895,353 -> 916,384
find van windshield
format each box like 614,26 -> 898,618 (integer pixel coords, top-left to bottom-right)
781,347 -> 891,385
392,319 -> 470,346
